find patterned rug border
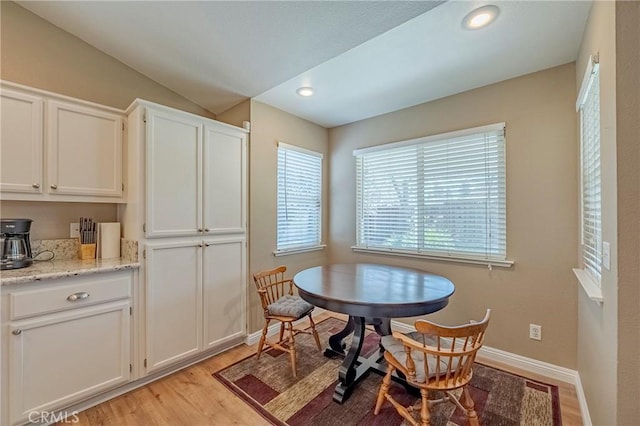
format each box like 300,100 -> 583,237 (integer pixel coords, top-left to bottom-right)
213,317 -> 344,426
212,317 -> 562,426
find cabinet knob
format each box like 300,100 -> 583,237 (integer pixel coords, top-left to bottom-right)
50,184 -> 58,189
67,292 -> 90,301
32,183 -> 40,189
198,229 -> 203,233
12,329 -> 22,335
204,228 -> 210,232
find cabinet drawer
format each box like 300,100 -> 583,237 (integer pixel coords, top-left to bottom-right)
9,273 -> 131,320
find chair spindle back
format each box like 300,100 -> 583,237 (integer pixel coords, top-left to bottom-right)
400,309 -> 490,389
253,266 -> 294,309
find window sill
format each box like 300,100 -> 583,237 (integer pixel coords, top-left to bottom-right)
273,245 -> 326,257
351,246 -> 514,268
573,268 -> 603,304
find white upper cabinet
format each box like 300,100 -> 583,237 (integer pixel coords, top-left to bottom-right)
0,88 -> 44,194
203,125 -> 247,234
47,100 -> 123,197
140,103 -> 247,239
0,81 -> 125,202
145,109 -> 202,237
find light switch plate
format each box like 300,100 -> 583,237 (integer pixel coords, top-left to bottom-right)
70,222 -> 80,238
602,241 -> 611,270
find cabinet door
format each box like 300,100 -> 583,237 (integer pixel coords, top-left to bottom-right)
203,126 -> 246,234
146,109 -> 202,238
47,100 -> 123,197
145,241 -> 202,372
203,237 -> 246,349
8,301 -> 130,425
0,89 -> 43,194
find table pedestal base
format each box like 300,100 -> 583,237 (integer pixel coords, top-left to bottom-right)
324,315 -> 391,403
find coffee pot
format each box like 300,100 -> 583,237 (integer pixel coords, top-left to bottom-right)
1,218 -> 33,270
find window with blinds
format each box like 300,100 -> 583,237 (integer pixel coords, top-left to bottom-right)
276,142 -> 323,253
577,60 -> 601,285
354,123 -> 506,262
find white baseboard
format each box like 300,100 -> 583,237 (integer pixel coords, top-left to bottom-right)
390,319 -> 591,425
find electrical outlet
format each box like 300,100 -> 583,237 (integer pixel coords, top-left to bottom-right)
529,324 -> 542,341
70,222 -> 80,238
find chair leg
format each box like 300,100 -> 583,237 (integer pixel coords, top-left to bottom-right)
308,314 -> 321,351
287,322 -> 297,377
374,366 -> 394,414
256,319 -> 270,359
460,386 -> 479,426
279,322 -> 285,344
420,388 -> 431,426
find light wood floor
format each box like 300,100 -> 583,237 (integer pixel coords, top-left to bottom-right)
71,312 -> 583,425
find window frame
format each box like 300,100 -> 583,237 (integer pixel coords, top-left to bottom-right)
573,54 -> 603,301
352,123 -> 512,267
274,142 -> 325,256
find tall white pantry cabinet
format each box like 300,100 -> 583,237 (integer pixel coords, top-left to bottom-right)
120,100 -> 248,373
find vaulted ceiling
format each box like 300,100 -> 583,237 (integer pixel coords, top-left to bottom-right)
18,1 -> 592,127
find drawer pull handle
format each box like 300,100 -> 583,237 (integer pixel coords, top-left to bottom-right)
50,184 -> 58,189
12,329 -> 22,335
67,292 -> 90,301
32,183 -> 40,189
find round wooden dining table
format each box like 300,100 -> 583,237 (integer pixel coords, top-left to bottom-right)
293,263 -> 455,403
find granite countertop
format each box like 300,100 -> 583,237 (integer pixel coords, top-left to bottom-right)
1,258 -> 140,286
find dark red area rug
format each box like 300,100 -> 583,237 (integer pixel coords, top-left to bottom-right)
214,317 -> 561,426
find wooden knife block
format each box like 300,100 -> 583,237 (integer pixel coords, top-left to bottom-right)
77,239 -> 96,260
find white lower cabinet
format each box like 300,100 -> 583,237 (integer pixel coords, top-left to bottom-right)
1,271 -> 133,426
145,241 -> 202,372
203,238 -> 246,349
145,237 -> 246,373
9,302 -> 130,425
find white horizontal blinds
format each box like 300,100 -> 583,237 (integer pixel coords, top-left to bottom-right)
277,144 -> 322,251
356,145 -> 420,250
579,64 -> 601,284
356,125 -> 506,261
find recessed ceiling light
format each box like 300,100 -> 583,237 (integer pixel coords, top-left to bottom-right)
296,87 -> 315,97
463,5 -> 499,30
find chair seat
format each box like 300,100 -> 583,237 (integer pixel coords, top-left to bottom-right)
381,332 -> 451,383
267,295 -> 314,318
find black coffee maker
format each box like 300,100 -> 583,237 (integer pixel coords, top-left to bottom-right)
1,218 -> 33,270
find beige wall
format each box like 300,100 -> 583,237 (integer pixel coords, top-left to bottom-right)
575,2 -> 619,424
242,101 -> 329,333
0,201 -> 116,241
218,100 -> 251,129
0,2 -> 216,239
615,1 -> 640,422
329,63 -> 579,368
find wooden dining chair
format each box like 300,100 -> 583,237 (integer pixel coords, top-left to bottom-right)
374,309 -> 491,426
252,266 -> 321,377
